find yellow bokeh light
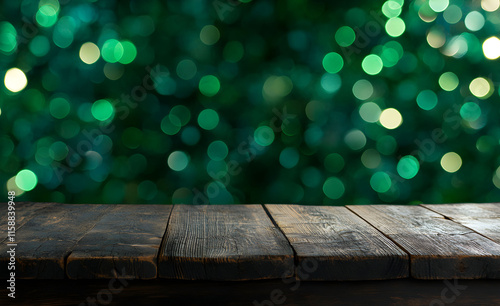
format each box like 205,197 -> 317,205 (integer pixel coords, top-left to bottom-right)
427,28 -> 446,48
482,36 -> 500,60
379,108 -> 403,129
494,166 -> 500,189
440,152 -> 462,173
6,176 -> 25,196
481,0 -> 500,12
469,77 -> 492,98
79,42 -> 100,64
4,68 -> 28,93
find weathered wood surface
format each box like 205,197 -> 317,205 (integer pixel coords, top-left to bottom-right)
423,203 -> 500,244
3,203 -> 500,281
348,205 -> 500,279
266,204 -> 409,280
66,205 -> 172,280
0,204 -> 114,279
0,202 -> 55,244
158,205 -> 294,280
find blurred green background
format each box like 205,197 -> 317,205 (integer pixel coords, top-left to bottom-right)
1,0 -> 500,205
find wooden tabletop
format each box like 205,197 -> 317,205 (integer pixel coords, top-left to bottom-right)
1,202 -> 500,281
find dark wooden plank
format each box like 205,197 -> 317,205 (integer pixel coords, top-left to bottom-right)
66,205 -> 172,280
423,203 -> 500,244
6,279 -> 500,306
0,202 -> 56,244
347,205 -> 500,279
0,204 -> 114,279
158,204 -> 294,280
265,204 -> 409,280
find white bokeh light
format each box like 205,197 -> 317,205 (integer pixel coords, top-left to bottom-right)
4,68 -> 28,93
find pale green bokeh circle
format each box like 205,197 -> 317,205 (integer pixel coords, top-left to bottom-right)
438,72 -> 459,91
361,54 -> 383,75
168,151 -> 189,171
15,169 -> 38,191
385,17 -> 406,37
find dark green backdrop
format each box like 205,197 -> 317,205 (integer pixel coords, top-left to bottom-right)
1,0 -> 500,204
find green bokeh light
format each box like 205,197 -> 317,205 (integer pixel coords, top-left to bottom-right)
335,26 -> 356,47
344,129 -> 366,151
199,75 -> 220,97
460,102 -> 481,121
91,99 -> 114,121
254,126 -> 275,146
385,17 -> 405,37
161,114 -> 182,135
102,39 -> 124,63
198,109 -> 219,130
207,140 -> 229,161
279,147 -> 299,169
443,5 -> 462,24
3,0 -> 500,205
361,54 -> 383,75
181,126 -> 201,145
36,5 -> 58,28
49,141 -> 69,161
15,169 -> 38,191
0,22 -> 17,54
320,73 -> 342,93
438,72 -> 459,91
352,79 -> 373,100
118,40 -> 137,64
176,59 -> 197,80
416,90 -> 438,110
382,1 -> 402,18
359,102 -> 382,123
429,0 -> 449,12
29,36 -> 51,57
397,155 -> 420,179
322,52 -> 344,74
323,177 -> 345,199
49,97 -> 71,119
170,105 -> 191,126
370,172 -> 392,193
168,151 -> 189,171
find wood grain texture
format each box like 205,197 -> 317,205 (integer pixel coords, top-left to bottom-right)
422,203 -> 500,244
158,205 -> 294,280
0,202 -> 56,244
66,205 -> 172,279
347,205 -> 500,279
0,204 -> 114,279
265,204 -> 409,280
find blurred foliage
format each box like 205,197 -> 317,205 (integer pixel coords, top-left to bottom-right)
1,0 -> 500,205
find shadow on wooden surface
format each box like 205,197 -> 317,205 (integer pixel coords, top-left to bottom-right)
1,279 -> 499,306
